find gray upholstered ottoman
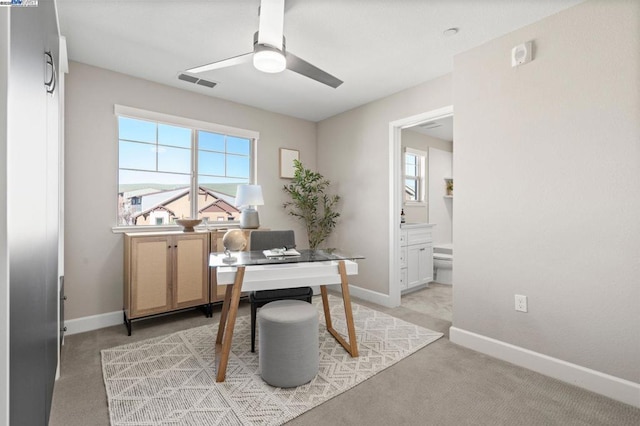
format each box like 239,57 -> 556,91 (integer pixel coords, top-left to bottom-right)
258,299 -> 319,388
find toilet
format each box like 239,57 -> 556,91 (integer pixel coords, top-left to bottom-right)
433,243 -> 453,285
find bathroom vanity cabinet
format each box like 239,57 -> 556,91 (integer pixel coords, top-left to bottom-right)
400,223 -> 434,292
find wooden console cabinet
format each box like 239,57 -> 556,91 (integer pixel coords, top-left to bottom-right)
123,231 -> 210,335
209,228 -> 265,302
123,228 -> 268,334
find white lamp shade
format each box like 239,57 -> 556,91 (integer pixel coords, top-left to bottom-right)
236,184 -> 264,207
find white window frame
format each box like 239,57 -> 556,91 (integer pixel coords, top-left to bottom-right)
113,105 -> 260,232
403,147 -> 427,205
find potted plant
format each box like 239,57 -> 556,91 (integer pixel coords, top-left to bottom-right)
446,179 -> 453,196
283,160 -> 340,250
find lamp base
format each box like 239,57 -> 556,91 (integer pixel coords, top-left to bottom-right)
240,208 -> 260,229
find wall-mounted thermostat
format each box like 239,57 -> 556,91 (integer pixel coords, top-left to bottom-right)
511,41 -> 533,67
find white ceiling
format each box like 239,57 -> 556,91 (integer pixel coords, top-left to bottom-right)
56,0 -> 584,122
408,116 -> 454,142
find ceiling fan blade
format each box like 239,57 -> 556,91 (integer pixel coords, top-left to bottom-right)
257,0 -> 284,49
186,52 -> 253,74
286,51 -> 343,88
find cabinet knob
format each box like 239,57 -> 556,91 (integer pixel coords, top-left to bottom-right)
420,248 -> 425,251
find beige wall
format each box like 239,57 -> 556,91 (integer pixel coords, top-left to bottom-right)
64,61 -> 316,320
317,75 -> 452,296
452,0 -> 639,382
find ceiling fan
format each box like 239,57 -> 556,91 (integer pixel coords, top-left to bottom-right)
185,0 -> 343,88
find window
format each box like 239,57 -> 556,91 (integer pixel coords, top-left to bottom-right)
116,106 -> 257,227
404,148 -> 427,203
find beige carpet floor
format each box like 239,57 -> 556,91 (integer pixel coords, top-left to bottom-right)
100,296 -> 442,425
50,287 -> 640,426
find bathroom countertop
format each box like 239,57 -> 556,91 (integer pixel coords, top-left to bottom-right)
400,223 -> 434,229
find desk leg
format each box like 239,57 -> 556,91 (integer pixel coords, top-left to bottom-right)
320,260 -> 359,357
215,266 -> 245,382
216,284 -> 234,344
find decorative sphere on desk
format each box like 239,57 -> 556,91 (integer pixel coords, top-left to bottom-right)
222,229 -> 247,251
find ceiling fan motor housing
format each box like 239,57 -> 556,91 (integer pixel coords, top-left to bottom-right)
252,32 -> 287,73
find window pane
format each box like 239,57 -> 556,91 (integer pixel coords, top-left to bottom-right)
227,154 -> 249,178
119,170 -> 190,189
119,141 -> 156,171
405,179 -> 418,201
119,117 -> 156,142
405,153 -> 418,177
118,113 -> 255,227
157,146 -> 191,174
197,180 -> 248,222
118,170 -> 190,226
227,136 -> 250,155
198,150 -> 225,175
158,124 -> 191,148
198,131 -> 225,152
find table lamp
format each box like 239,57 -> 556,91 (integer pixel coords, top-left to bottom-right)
236,184 -> 264,229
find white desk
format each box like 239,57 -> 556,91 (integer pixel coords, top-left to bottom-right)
210,250 -> 362,382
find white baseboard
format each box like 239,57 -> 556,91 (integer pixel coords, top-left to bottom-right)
63,286 -> 390,336
65,310 -> 123,336
449,326 -> 640,408
347,285 -> 395,308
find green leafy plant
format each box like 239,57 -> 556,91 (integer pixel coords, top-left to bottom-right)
283,160 -> 341,250
446,179 -> 453,195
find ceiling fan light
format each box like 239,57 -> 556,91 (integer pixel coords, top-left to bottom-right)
253,49 -> 286,73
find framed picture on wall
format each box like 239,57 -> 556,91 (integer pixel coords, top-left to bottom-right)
279,148 -> 299,178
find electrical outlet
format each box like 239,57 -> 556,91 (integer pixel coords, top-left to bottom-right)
515,294 -> 528,312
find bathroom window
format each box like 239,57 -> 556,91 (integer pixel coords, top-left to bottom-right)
404,148 -> 426,203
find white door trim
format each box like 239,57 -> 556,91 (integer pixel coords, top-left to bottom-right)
388,105 -> 453,307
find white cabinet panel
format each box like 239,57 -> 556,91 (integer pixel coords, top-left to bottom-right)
400,246 -> 408,268
400,224 -> 434,292
400,267 -> 408,290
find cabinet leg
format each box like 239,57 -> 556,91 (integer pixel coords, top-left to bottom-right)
198,304 -> 211,318
123,311 -> 132,336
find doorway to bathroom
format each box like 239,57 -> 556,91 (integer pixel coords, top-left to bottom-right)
388,106 -> 453,322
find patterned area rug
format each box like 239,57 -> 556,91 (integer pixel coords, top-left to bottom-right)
101,296 -> 443,425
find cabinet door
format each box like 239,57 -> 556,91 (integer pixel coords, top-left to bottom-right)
407,243 -> 432,289
417,243 -> 433,284
407,245 -> 420,288
130,236 -> 172,318
173,233 -> 209,309
210,231 -> 228,302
